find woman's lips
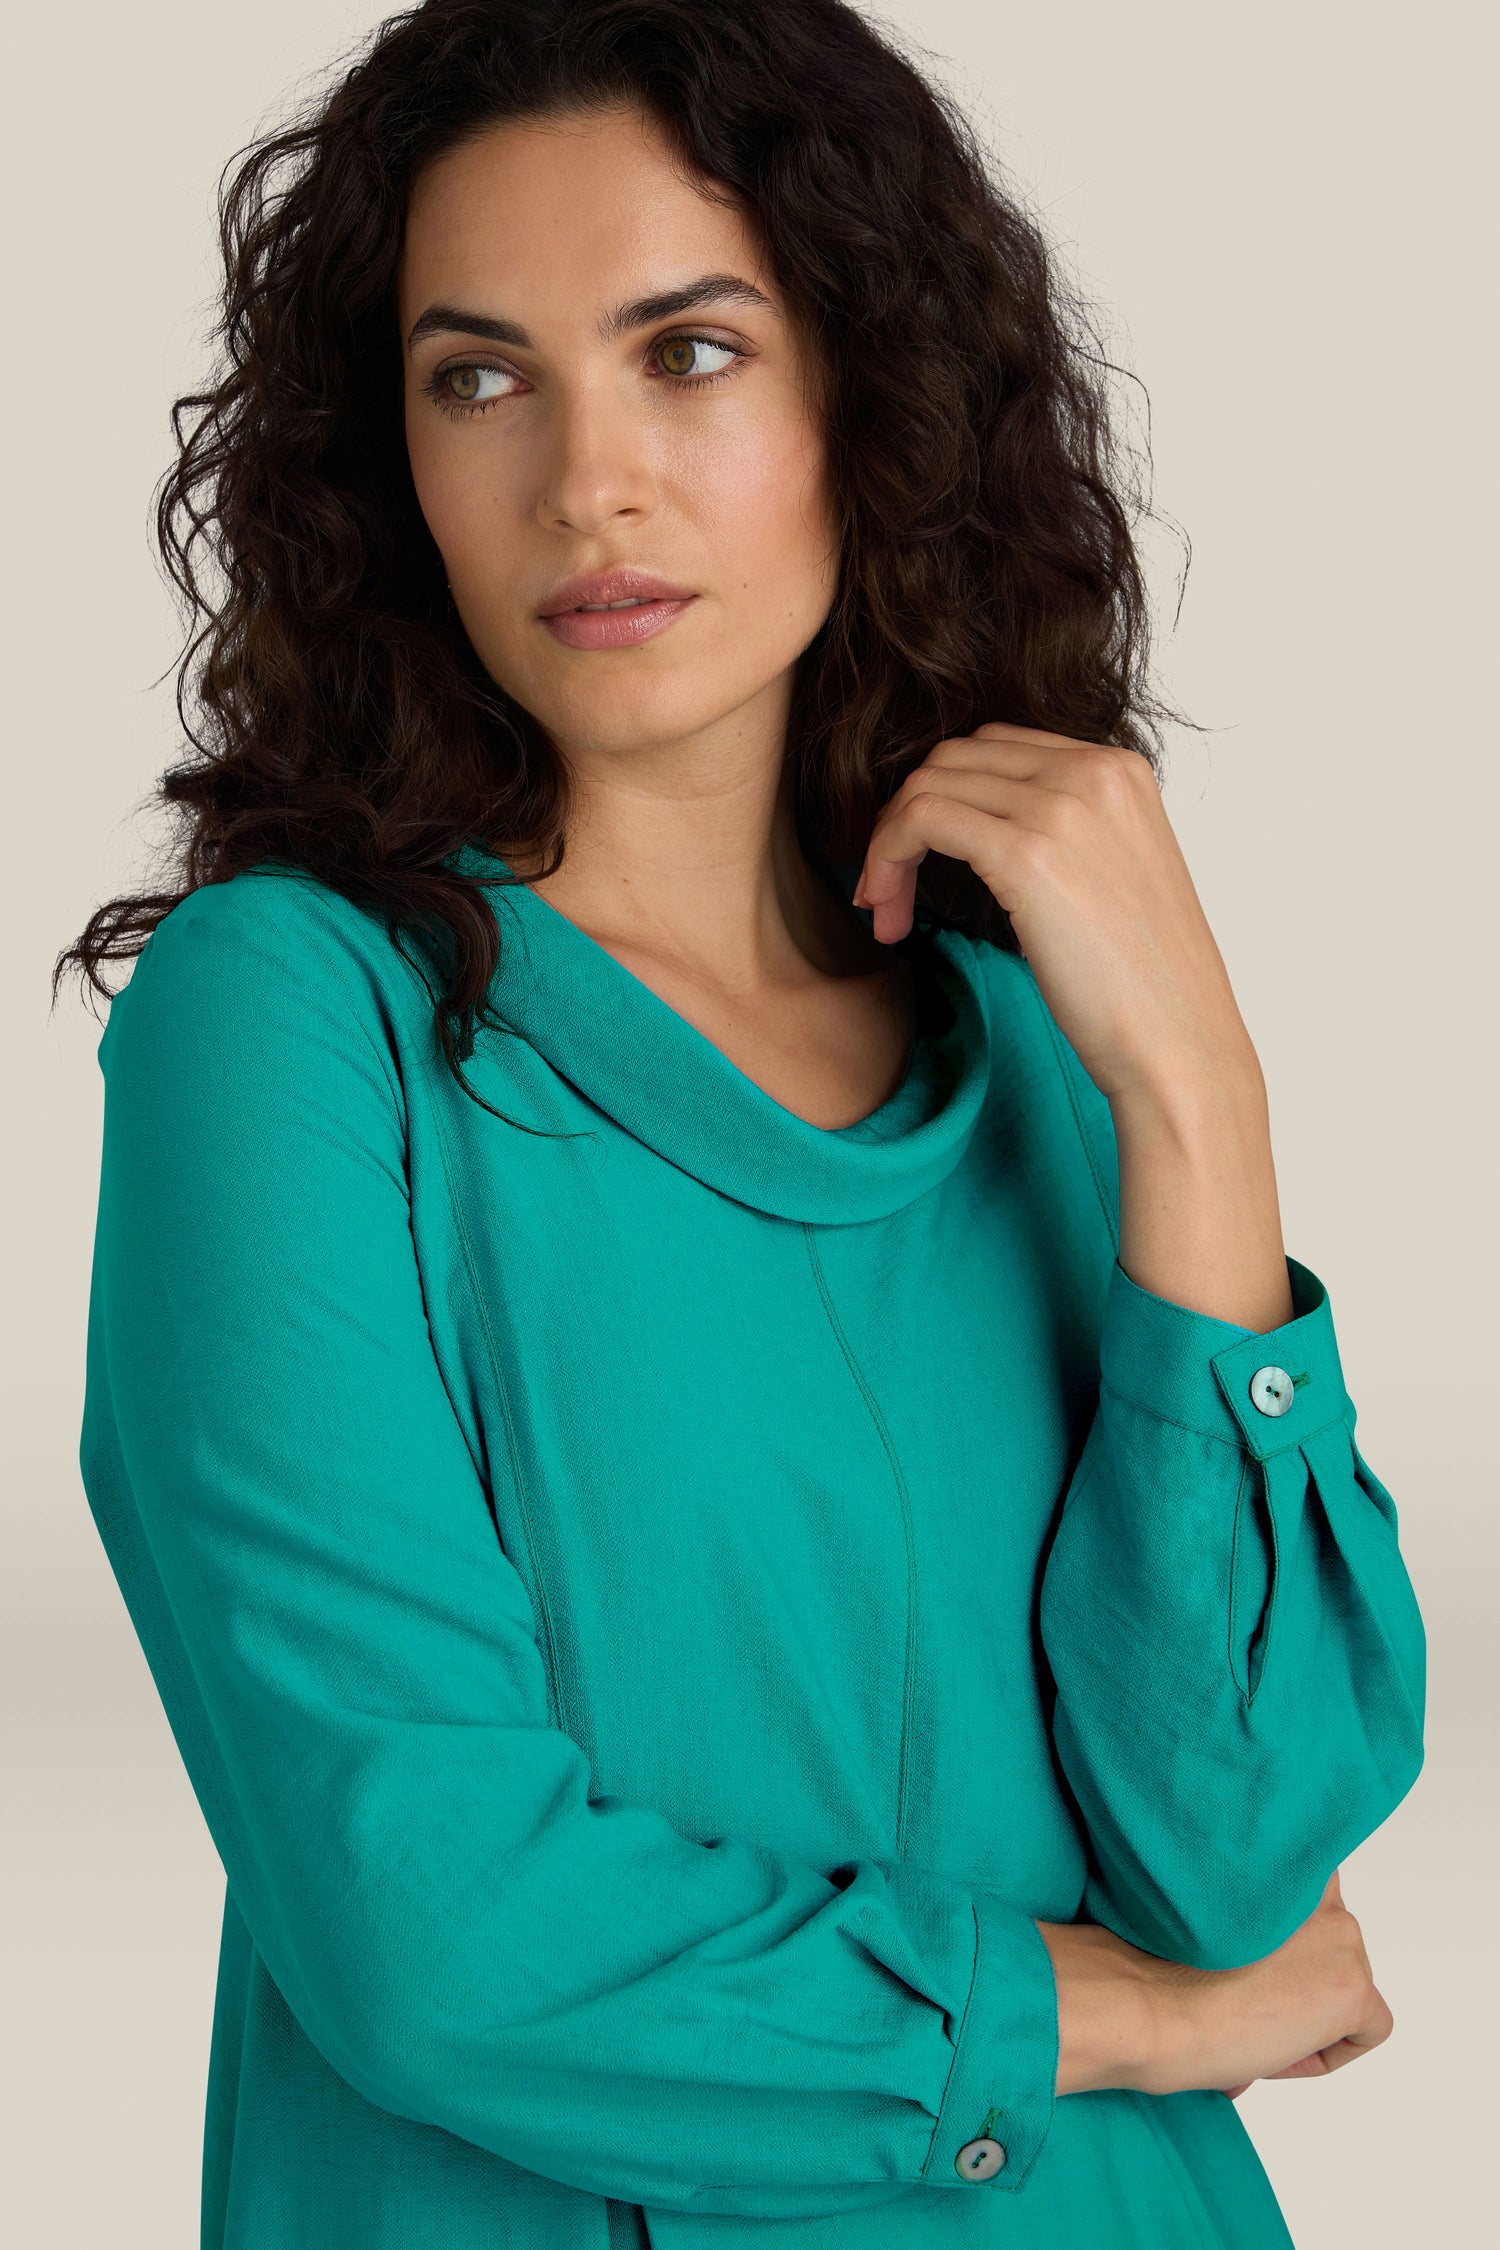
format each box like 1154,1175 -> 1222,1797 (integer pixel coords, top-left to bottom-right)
540,595 -> 696,650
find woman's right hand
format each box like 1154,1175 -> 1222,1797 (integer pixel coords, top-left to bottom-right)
1036,1869 -> 1395,2100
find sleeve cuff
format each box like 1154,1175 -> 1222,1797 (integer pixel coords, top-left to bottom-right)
918,1889 -> 1058,2192
1098,1252 -> 1353,1459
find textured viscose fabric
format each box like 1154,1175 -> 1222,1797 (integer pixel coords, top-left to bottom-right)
78,844 -> 1427,2248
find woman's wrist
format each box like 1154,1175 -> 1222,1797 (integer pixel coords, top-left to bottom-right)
1034,1919 -> 1173,2096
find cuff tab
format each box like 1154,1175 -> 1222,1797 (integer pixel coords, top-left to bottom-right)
1210,1256 -> 1353,1459
919,1892 -> 1057,2192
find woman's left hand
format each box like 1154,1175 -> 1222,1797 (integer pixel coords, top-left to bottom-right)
852,722 -> 1259,1107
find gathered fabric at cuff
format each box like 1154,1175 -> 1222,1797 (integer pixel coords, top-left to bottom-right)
1041,1239 -> 1425,1969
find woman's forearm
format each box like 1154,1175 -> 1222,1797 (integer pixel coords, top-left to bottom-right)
1032,1918 -> 1160,2095
1108,1047 -> 1295,1336
1036,1872 -> 1393,2100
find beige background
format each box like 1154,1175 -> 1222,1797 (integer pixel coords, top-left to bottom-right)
7,1 -> 1495,2240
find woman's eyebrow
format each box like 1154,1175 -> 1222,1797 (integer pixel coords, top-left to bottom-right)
406,272 -> 776,353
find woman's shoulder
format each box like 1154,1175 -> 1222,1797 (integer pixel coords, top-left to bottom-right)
129,857 -> 396,982
96,860 -> 437,1117
110,859 -> 428,1029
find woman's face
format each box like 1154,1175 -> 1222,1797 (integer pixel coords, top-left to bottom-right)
399,103 -> 839,766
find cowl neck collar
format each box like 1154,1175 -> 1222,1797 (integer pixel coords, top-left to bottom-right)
450,841 -> 993,1227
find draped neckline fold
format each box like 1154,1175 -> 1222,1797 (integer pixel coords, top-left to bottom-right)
450,839 -> 993,1227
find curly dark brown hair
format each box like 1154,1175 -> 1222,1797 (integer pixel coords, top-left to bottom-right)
54,0 -> 1192,1102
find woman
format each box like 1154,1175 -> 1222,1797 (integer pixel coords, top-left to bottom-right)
59,2 -> 1426,2245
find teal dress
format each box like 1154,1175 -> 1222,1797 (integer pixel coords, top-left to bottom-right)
78,844 -> 1426,2250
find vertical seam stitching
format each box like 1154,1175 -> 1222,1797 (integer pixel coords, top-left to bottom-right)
802,1221 -> 917,1861
423,1073 -> 573,1739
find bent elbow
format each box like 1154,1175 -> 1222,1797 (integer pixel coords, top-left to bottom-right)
1091,1879 -> 1319,1975
1154,1902 -> 1311,1976
1090,1749 -> 1428,1974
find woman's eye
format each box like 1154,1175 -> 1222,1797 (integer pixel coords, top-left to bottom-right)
651,334 -> 743,384
424,332 -> 745,419
427,363 -> 519,415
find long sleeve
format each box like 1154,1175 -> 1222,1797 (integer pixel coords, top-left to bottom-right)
77,877 -> 1061,2218
1034,1009 -> 1427,1972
